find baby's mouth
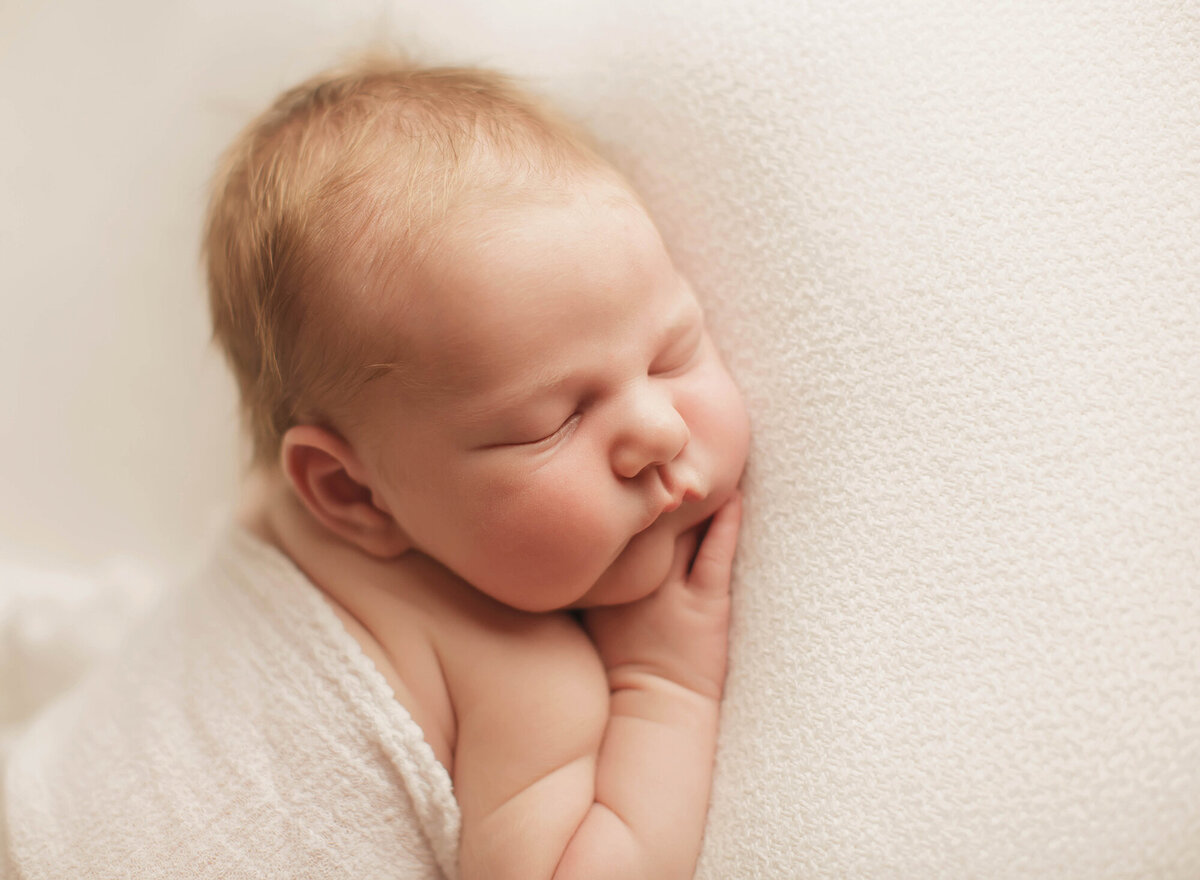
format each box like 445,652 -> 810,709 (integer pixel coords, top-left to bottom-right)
631,497 -> 691,541
655,475 -> 704,517
639,495 -> 682,533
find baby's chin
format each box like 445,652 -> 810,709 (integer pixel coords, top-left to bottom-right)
569,493 -> 729,609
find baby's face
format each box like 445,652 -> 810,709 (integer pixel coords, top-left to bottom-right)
345,178 -> 749,611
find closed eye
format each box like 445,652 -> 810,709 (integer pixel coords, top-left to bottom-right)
511,411 -> 581,447
650,329 -> 703,377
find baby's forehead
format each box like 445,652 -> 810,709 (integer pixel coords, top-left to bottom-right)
330,169 -> 662,393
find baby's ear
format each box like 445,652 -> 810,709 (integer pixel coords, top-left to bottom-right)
279,425 -> 412,558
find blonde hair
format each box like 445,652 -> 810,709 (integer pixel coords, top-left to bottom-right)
203,55 -> 610,467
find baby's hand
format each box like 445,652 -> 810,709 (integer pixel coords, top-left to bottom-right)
582,492 -> 743,701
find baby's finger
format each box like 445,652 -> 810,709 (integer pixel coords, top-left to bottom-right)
687,492 -> 743,594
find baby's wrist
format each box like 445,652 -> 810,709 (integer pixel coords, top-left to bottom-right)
606,663 -> 725,713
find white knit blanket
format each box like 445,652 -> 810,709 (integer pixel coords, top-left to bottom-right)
2,527 -> 460,879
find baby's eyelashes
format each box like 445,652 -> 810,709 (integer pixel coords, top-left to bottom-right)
477,332 -> 706,453
506,411 -> 581,448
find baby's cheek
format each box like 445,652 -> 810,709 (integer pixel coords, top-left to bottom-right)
491,477 -> 614,562
532,484 -> 615,552
695,368 -> 750,475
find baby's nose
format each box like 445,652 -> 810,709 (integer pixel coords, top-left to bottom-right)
610,392 -> 690,480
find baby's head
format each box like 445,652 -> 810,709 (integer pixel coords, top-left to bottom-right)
205,57 -> 749,611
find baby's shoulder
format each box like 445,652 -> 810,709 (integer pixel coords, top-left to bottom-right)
323,551 -> 604,777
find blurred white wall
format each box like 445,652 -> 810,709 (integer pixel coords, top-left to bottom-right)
0,0 -> 390,570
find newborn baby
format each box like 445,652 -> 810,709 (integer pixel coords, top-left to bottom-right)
3,57 -> 749,880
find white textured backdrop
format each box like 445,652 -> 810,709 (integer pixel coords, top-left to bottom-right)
2,1 -> 1198,877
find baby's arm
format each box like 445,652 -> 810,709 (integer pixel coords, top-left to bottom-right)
454,493 -> 741,880
563,493 -> 740,878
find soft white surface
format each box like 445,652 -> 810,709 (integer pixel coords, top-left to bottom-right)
0,555 -> 159,749
4,526 -> 460,879
0,0 -> 391,569
2,1 -> 1198,877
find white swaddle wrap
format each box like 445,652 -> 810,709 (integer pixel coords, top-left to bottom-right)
2,526 -> 461,880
